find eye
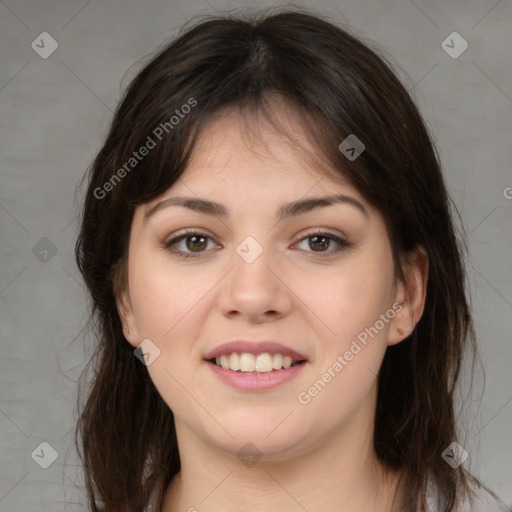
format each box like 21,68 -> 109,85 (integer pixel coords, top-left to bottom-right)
163,229 -> 350,259
293,231 -> 350,255
163,229 -> 219,258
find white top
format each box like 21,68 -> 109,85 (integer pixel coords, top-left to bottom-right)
425,476 -> 510,511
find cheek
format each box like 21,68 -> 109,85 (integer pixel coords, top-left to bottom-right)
298,350 -> 382,433
302,247 -> 395,345
296,248 -> 394,418
128,248 -> 210,341
127,252 -> 211,414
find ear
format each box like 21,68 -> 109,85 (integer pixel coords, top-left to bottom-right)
112,257 -> 141,347
388,245 -> 429,346
116,289 -> 141,348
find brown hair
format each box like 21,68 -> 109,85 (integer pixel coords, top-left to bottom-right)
75,8 -> 482,511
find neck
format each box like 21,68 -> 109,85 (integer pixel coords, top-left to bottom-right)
161,387 -> 401,512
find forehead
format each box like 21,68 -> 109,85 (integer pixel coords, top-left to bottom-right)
176,103 -> 357,196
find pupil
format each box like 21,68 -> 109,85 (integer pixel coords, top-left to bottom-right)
310,235 -> 328,251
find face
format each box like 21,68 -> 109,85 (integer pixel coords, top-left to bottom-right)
118,103 -> 422,461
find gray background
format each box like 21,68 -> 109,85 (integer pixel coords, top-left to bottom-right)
0,0 -> 511,510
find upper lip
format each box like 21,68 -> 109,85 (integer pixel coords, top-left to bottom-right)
203,340 -> 308,362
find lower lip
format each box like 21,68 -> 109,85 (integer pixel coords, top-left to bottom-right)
205,361 -> 307,391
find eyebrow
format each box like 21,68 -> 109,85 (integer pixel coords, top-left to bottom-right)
144,194 -> 368,222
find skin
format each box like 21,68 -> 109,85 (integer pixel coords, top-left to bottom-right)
117,101 -> 429,512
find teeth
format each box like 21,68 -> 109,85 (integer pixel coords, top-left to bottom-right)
229,352 -> 240,371
272,353 -> 283,370
213,352 -> 301,372
255,353 -> 273,373
220,354 -> 229,369
240,353 -> 255,372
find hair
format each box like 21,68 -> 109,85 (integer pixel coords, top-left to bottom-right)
74,7 -> 484,512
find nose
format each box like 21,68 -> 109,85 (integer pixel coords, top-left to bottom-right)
218,241 -> 293,324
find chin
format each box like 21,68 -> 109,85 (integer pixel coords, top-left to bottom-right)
199,412 -> 314,460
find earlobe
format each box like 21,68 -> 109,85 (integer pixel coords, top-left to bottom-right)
388,246 -> 429,346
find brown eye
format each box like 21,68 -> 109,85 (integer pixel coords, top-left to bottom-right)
164,230 -> 220,258
185,235 -> 208,252
294,231 -> 350,256
308,235 -> 330,252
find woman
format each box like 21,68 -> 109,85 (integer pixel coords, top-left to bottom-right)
74,8 -> 510,512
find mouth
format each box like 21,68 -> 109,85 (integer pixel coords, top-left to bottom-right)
207,352 -> 307,373
203,341 -> 309,389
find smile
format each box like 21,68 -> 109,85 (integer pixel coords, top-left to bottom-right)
203,340 -> 308,390
211,352 -> 304,373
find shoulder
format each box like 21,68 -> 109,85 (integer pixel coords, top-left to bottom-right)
425,474 -> 511,512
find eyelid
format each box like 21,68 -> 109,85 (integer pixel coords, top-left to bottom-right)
294,227 -> 348,243
163,227 -> 216,245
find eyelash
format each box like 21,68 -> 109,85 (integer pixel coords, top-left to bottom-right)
163,228 -> 351,259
